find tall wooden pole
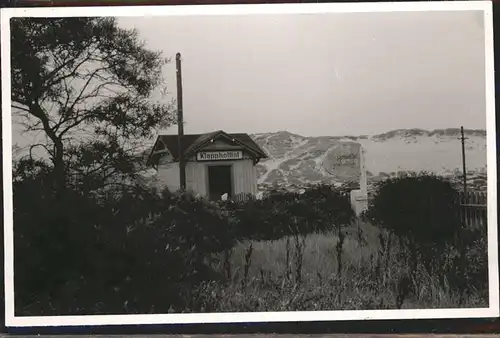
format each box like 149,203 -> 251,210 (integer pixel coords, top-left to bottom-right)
176,53 -> 186,190
460,126 -> 468,196
458,126 -> 469,305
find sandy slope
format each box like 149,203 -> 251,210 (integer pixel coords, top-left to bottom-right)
252,129 -> 487,192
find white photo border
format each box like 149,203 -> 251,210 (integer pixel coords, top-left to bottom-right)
2,0 -> 498,328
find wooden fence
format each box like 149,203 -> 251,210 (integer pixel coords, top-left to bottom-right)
231,192 -> 257,203
459,191 -> 487,228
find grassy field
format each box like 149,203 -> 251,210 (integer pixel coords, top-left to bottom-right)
199,221 -> 488,312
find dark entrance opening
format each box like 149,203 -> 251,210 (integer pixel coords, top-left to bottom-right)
207,165 -> 233,201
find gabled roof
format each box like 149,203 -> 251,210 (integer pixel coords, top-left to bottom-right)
147,130 -> 267,166
184,130 -> 222,156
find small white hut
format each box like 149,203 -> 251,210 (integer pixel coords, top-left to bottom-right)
146,130 -> 267,201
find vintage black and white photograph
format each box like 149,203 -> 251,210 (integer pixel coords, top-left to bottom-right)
2,1 -> 498,327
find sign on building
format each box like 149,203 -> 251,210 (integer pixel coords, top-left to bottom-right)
196,150 -> 243,162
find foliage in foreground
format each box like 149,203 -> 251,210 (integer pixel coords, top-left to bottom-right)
364,173 -> 487,305
14,164 -> 487,314
14,166 -> 235,315
366,172 -> 462,246
14,166 -> 356,315
14,171 -> 488,314
195,225 -> 487,312
225,184 -> 355,241
190,174 -> 487,313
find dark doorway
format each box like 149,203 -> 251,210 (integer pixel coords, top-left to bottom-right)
207,165 -> 233,201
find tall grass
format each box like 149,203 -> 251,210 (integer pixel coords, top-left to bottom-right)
197,221 -> 487,312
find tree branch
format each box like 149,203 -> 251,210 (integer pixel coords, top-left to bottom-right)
11,103 -> 31,113
42,41 -> 95,89
28,143 -> 51,160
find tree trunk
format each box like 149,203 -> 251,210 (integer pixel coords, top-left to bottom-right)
52,138 -> 66,195
30,102 -> 67,195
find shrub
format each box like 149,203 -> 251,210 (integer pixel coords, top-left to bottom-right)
14,166 -> 236,315
364,172 -> 483,299
366,173 -> 462,248
90,187 -> 237,313
227,184 -> 355,241
300,184 -> 355,231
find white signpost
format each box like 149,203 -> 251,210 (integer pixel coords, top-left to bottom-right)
196,150 -> 243,161
350,146 -> 368,215
323,143 -> 368,215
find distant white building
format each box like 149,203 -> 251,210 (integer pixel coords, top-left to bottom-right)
146,130 -> 267,201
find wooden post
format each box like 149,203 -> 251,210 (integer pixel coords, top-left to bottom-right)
176,52 -> 187,190
460,126 -> 468,197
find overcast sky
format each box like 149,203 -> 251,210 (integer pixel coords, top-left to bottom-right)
116,10 -> 487,137
10,9 -> 488,155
